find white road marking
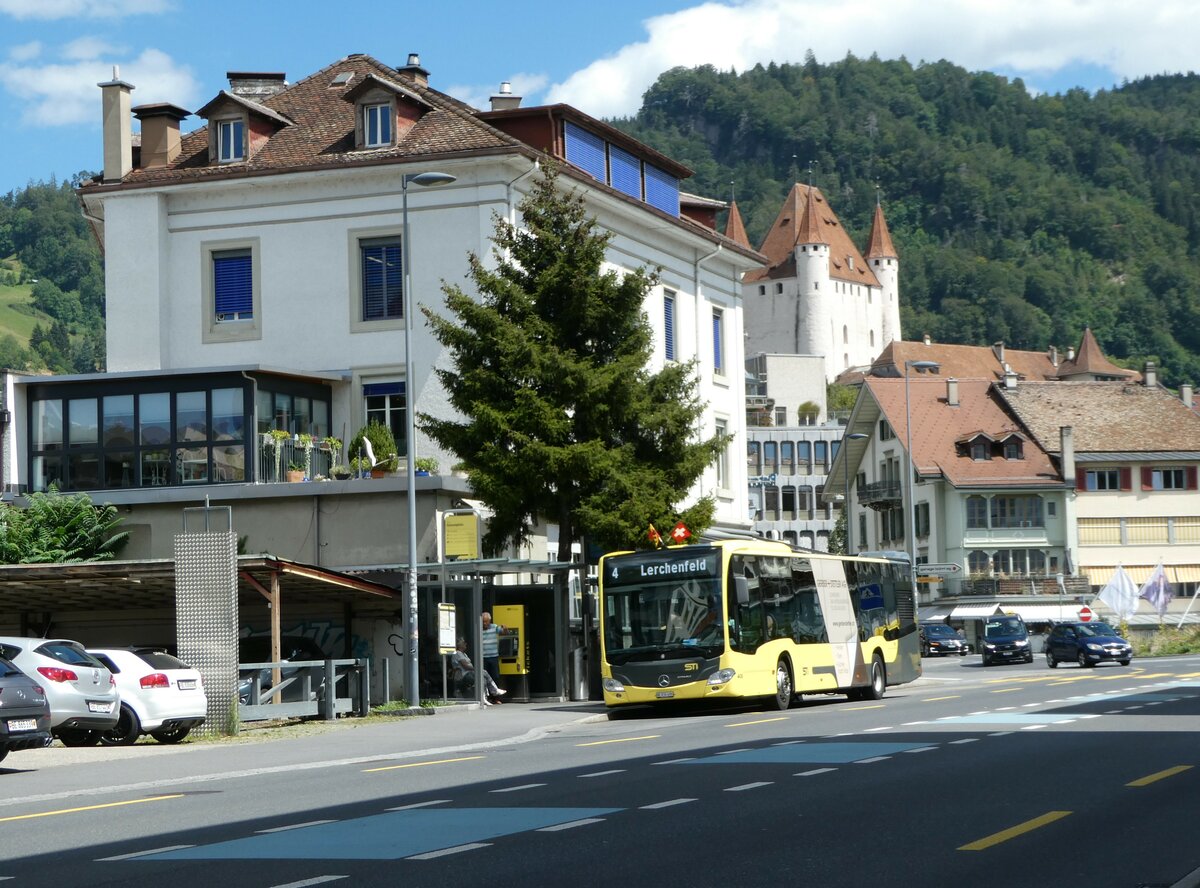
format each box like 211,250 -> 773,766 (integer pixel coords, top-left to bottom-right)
268,878 -> 348,888
1078,714 -> 1103,720
579,770 -> 626,778
988,732 -> 1014,737
950,738 -> 979,745
652,758 -> 695,765
968,711 -> 989,716
256,820 -> 336,833
854,756 -> 891,764
863,726 -> 892,733
97,845 -> 195,861
1021,724 -> 1049,730
715,748 -> 752,755
408,843 -> 491,860
387,800 -> 451,811
725,782 -> 773,791
903,746 -> 939,754
772,740 -> 806,746
489,783 -> 545,793
902,721 -> 929,726
538,818 -> 606,831
641,798 -> 696,809
796,768 -> 837,777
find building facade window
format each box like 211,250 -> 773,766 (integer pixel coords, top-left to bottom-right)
361,237 -> 403,321
217,118 -> 245,162
780,441 -> 794,474
1003,439 -> 1023,459
966,495 -> 988,529
763,441 -> 777,474
363,102 -> 392,147
714,418 -> 728,488
1144,467 -> 1196,491
774,406 -> 786,426
970,439 -> 990,461
213,250 -> 253,322
813,441 -> 828,474
1086,468 -> 1121,490
663,290 -> 676,362
712,309 -> 724,375
968,550 -> 990,574
990,495 -> 1044,528
363,381 -> 407,456
746,441 -> 760,474
203,239 -> 261,343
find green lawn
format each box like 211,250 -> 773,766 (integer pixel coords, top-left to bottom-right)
0,281 -> 53,343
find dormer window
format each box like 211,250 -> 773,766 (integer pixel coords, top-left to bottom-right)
364,102 -> 392,147
1003,438 -> 1023,460
217,118 -> 245,162
970,439 -> 990,461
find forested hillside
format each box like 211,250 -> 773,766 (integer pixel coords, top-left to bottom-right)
614,55 -> 1200,385
0,177 -> 106,374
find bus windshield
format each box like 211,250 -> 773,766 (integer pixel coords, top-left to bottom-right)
602,548 -> 725,664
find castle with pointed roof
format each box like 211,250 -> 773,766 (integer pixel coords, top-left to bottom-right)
729,184 -> 900,382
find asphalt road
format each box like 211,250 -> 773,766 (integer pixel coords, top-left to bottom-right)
5,652 -> 1200,888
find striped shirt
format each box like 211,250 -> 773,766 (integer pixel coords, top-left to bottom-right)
481,625 -> 499,658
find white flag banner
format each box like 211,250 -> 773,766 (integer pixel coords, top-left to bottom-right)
1097,564 -> 1140,620
1138,562 -> 1174,618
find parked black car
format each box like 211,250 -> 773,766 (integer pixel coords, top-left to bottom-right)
0,655 -> 53,764
980,614 -> 1033,666
919,623 -> 969,657
1046,621 -> 1132,668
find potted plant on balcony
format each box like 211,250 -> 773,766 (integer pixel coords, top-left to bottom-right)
264,428 -> 291,481
286,461 -> 306,483
349,422 -> 400,478
414,456 -> 438,477
295,433 -> 314,481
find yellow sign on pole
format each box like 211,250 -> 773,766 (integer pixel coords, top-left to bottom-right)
444,513 -> 479,560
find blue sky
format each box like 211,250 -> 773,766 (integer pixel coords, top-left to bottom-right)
0,0 -> 1194,194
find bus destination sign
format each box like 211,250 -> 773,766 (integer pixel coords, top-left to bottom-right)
606,548 -> 720,586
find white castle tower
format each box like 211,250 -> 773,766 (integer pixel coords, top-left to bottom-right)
742,184 -> 901,381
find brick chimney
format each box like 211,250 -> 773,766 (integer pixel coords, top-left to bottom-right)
227,72 -> 287,99
1003,365 -> 1018,389
490,81 -> 522,111
133,103 -> 189,169
946,377 -> 959,407
922,332 -> 931,346
1049,345 -> 1058,367
1061,426 -> 1075,485
98,66 -> 134,183
397,53 -> 429,87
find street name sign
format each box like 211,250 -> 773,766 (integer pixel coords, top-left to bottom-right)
917,562 -> 964,578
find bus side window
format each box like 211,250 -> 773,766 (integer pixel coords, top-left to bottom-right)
789,564 -> 826,644
730,556 -> 763,653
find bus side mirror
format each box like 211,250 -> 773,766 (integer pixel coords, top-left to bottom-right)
734,576 -> 749,606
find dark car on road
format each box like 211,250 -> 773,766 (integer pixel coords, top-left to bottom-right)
919,622 -> 969,657
0,655 -> 53,765
1046,621 -> 1132,668
980,614 -> 1033,666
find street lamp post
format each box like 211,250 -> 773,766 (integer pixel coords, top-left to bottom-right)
904,360 -> 940,597
402,170 -> 457,706
843,432 -> 868,554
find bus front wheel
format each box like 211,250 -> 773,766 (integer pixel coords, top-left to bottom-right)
768,658 -> 793,711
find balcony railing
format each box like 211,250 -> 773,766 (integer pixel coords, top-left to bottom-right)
258,438 -> 337,483
858,480 -> 902,507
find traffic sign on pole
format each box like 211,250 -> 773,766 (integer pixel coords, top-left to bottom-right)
917,562 -> 964,579
1078,605 -> 1094,622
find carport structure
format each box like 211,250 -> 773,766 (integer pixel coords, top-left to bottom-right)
0,556 -> 402,732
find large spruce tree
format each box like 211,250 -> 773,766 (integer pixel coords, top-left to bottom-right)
421,166 -> 725,561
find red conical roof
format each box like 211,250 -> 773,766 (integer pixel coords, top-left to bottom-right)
724,199 -> 750,248
865,202 -> 897,259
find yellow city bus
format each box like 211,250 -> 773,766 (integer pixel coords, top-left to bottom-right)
599,538 -> 920,713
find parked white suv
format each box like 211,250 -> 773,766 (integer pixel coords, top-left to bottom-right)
87,648 -> 207,745
0,637 -> 119,745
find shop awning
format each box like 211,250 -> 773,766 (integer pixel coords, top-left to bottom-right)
999,604 -> 1082,622
918,606 -> 953,622
1082,565 -> 1200,586
951,603 -> 1002,618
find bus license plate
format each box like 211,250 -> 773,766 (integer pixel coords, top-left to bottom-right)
655,690 -> 674,699
7,718 -> 36,732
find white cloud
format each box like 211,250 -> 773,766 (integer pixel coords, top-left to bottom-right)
446,71 -> 551,111
62,36 -> 125,61
0,0 -> 169,19
8,41 -> 42,62
548,0 -> 1199,118
0,46 -> 199,127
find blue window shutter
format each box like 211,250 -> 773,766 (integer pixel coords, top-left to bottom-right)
564,122 -> 606,182
663,294 -> 675,361
645,163 -> 680,215
213,252 -> 252,317
361,240 -> 403,320
362,382 -> 404,396
610,145 -> 641,199
712,310 -> 723,373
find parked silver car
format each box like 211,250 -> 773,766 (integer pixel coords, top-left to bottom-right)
0,637 -> 120,746
0,655 -> 53,764
88,647 -> 207,745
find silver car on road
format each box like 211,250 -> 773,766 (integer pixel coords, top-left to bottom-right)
0,637 -> 120,746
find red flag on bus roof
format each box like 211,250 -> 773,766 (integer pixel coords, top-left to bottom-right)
671,521 -> 691,544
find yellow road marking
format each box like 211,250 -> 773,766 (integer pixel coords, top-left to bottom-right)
923,695 -> 961,702
1127,765 -> 1193,787
725,717 -> 789,727
0,794 -> 184,823
363,755 -> 485,773
576,735 -> 660,747
990,687 -> 1020,693
844,704 -> 885,711
959,811 -> 1072,851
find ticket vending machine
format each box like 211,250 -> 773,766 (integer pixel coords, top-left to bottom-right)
493,604 -> 529,699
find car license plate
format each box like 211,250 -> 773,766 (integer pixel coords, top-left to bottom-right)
177,679 -> 196,690
6,718 -> 37,732
87,701 -> 113,713
655,690 -> 675,699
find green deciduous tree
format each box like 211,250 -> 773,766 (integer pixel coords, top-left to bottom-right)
421,166 -> 726,561
0,487 -> 129,564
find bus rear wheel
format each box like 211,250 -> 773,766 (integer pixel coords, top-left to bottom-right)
768,659 -> 793,711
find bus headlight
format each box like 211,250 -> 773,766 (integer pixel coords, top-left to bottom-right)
707,669 -> 736,686
603,678 -> 625,693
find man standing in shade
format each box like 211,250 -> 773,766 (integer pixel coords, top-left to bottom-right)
481,611 -> 504,700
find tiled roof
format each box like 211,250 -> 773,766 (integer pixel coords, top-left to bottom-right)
91,54 -> 531,187
724,199 -> 750,249
745,184 -> 880,288
865,203 -> 897,258
1054,327 -> 1137,380
866,340 -> 1061,381
997,381 -> 1200,454
866,377 -> 1062,487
